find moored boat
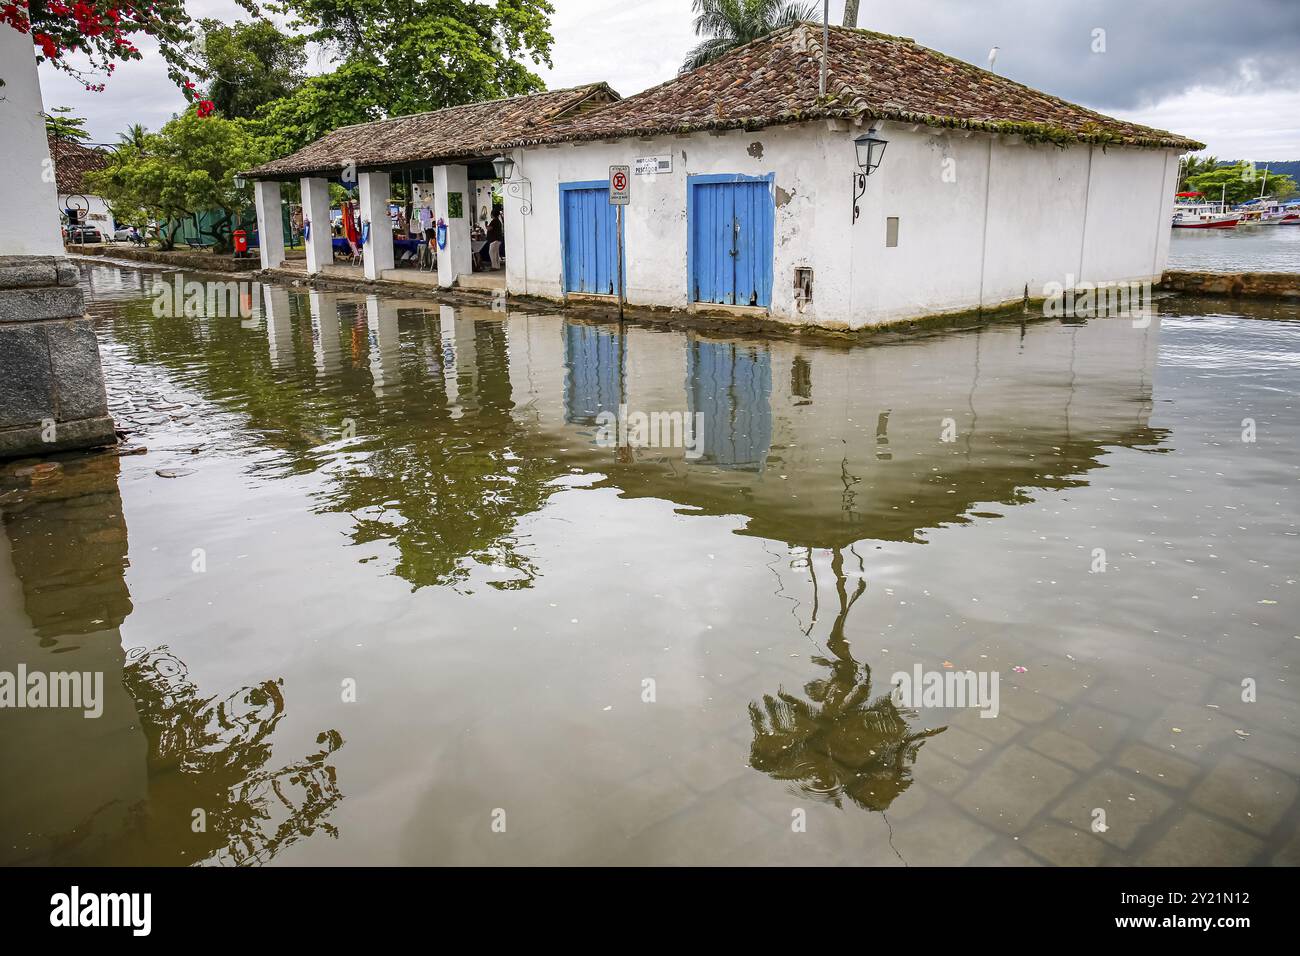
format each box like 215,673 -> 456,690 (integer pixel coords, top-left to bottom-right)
1172,192 -> 1239,228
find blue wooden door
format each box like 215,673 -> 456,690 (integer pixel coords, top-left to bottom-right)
690,177 -> 774,307
561,183 -> 621,296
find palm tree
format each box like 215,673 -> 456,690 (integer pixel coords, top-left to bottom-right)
117,123 -> 149,150
680,0 -> 821,73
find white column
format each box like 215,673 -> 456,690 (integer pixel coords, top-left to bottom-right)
254,180 -> 285,270
434,164 -> 473,288
0,24 -> 63,256
359,171 -> 394,280
300,177 -> 333,275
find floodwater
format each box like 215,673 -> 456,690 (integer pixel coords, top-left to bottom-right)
1,261 -> 1297,866
1168,222 -> 1300,273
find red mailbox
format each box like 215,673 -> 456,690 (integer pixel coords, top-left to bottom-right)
233,229 -> 248,256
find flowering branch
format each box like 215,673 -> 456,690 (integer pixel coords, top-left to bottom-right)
2,0 -> 259,110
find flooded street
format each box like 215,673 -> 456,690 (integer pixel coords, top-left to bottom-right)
1168,225 -> 1300,273
2,260 -> 1297,867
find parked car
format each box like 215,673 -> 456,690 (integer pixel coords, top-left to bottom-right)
66,224 -> 103,243
111,226 -> 135,242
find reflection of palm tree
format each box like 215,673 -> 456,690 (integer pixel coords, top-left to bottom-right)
122,645 -> 345,866
749,549 -> 942,812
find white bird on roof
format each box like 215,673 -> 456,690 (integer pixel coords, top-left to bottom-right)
987,46 -> 999,69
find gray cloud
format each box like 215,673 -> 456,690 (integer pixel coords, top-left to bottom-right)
846,0 -> 1300,111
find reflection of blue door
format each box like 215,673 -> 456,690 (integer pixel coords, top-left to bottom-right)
560,181 -> 622,296
563,321 -> 624,425
688,175 -> 774,308
686,338 -> 772,471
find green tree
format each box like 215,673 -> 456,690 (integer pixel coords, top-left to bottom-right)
1188,162 -> 1298,206
44,106 -> 89,142
194,19 -> 307,120
253,60 -> 391,158
86,114 -> 269,252
270,0 -> 556,119
680,0 -> 819,73
1177,153 -> 1219,192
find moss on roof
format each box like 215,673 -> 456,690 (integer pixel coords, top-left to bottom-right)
498,24 -> 1203,151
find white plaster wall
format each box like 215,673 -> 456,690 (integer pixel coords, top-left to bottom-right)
977,140 -> 1091,306
58,193 -> 114,228
0,24 -> 64,256
508,120 -> 1181,329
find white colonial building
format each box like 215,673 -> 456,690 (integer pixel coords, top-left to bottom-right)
247,23 -> 1199,331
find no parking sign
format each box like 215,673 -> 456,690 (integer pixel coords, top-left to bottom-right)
609,165 -> 630,205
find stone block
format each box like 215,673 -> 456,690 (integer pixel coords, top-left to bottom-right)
48,319 -> 108,419
0,256 -> 59,290
0,323 -> 53,426
0,416 -> 116,458
0,285 -> 85,323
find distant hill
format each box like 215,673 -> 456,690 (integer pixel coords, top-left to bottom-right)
1222,160 -> 1300,180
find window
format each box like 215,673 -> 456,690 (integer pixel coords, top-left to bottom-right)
885,217 -> 900,247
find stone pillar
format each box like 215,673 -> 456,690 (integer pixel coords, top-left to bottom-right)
301,177 -> 334,275
0,257 -> 116,458
434,164 -> 473,289
358,171 -> 394,280
254,180 -> 285,270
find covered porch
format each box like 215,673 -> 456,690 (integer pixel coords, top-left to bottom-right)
240,83 -> 619,294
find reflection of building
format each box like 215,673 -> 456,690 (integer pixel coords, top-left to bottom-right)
563,321 -> 624,426
511,313 -> 1166,550
685,337 -> 772,471
0,456 -> 345,865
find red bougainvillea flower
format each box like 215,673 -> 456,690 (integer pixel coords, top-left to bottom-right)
195,99 -> 215,118
34,31 -> 59,59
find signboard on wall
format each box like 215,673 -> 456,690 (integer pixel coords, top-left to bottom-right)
447,192 -> 464,218
634,155 -> 672,176
609,166 -> 630,205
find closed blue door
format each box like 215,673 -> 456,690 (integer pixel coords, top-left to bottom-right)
689,176 -> 774,307
561,182 -> 621,295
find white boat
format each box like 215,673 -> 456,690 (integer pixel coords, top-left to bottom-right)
1172,193 -> 1239,228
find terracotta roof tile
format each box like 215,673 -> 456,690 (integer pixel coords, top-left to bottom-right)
246,83 -> 621,179
47,135 -> 110,195
497,24 -> 1202,151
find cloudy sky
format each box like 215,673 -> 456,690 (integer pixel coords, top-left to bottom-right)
35,0 -> 1300,160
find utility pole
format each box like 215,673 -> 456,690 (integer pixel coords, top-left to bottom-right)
820,1 -> 829,97
843,0 -> 860,28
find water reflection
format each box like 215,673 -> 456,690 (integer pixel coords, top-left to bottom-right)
94,279 -> 1167,588
40,264 -> 1216,859
0,456 -> 345,866
750,549 -> 942,812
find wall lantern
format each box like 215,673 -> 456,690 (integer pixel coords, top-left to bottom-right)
491,154 -> 515,181
492,153 -> 533,215
234,175 -> 246,190
851,126 -> 888,223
